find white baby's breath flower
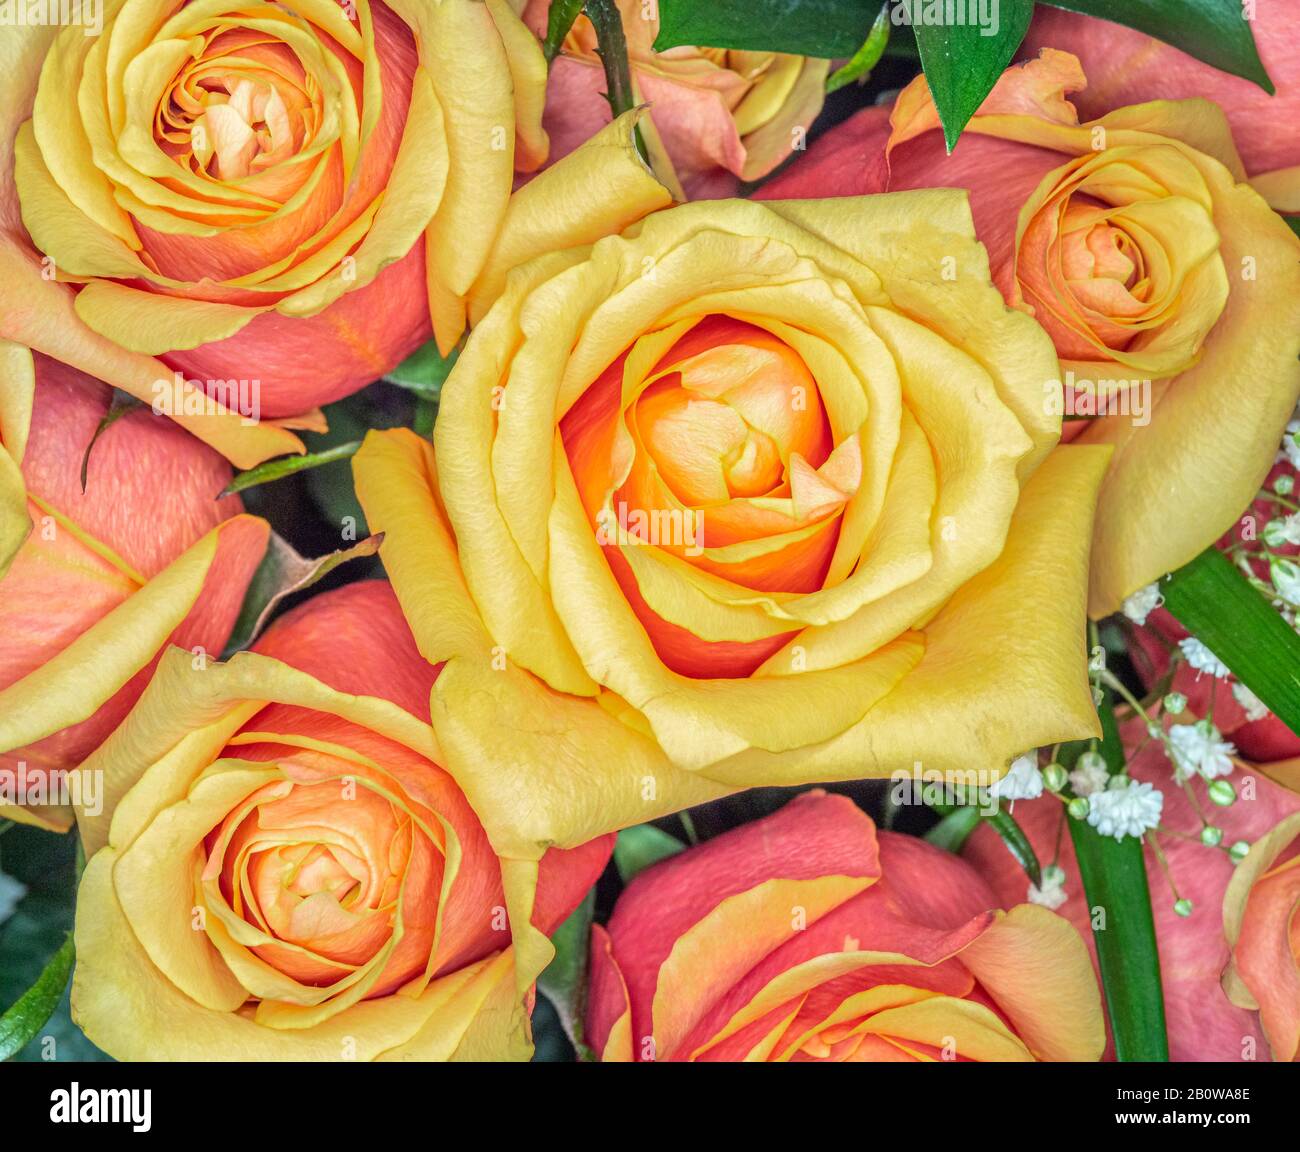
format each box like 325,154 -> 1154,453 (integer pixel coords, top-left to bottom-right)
1270,557 -> 1300,608
1068,750 -> 1111,797
1231,681 -> 1269,723
1263,512 -> 1300,549
1121,582 -> 1163,625
1027,864 -> 1067,911
1178,637 -> 1229,679
1086,779 -> 1163,841
1167,720 -> 1236,782
990,752 -> 1043,801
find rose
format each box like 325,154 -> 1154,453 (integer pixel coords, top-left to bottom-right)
70,580 -> 612,1060
965,736 -> 1300,1061
759,50 -> 1300,616
353,189 -> 1114,855
1023,4 -> 1300,210
0,0 -> 549,432
582,790 -> 1103,1062
0,349 -> 267,830
521,0 -> 827,199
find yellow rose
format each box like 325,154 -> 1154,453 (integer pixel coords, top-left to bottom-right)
354,148 -> 1112,858
760,50 -> 1300,614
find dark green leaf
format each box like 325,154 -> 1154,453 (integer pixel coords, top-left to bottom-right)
221,531 -> 383,655
0,933 -> 74,1060
655,0 -> 881,58
613,823 -> 686,883
1061,692 -> 1169,1061
925,799 -> 1041,886
537,890 -> 596,1060
80,389 -> 141,493
1163,546 -> 1300,740
383,339 -> 459,401
1041,0 -> 1273,92
982,806 -> 1042,888
1286,215 -> 1300,240
220,441 -> 361,497
908,0 -> 1035,151
827,4 -> 891,92
923,805 -> 981,852
544,0 -> 586,61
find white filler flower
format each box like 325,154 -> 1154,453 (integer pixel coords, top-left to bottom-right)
1178,637 -> 1230,678
1086,780 -> 1164,841
990,752 -> 1043,801
1231,681 -> 1269,723
1068,750 -> 1111,797
1167,720 -> 1236,782
1121,582 -> 1163,625
1028,864 -> 1067,911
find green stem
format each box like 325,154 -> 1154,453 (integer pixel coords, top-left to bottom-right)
543,0 -> 585,62
585,0 -> 638,119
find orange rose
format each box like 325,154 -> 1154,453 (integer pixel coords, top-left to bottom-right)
585,791 -> 1103,1062
523,0 -> 827,198
0,348 -> 266,830
0,0 -> 550,444
71,581 -> 612,1060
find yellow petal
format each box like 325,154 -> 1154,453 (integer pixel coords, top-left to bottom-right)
0,517 -> 269,778
957,904 -> 1104,1061
702,443 -> 1111,786
468,109 -> 672,323
0,341 -> 34,578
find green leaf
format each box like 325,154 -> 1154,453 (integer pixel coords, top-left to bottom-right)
536,890 -> 596,1060
613,823 -> 686,883
80,389 -> 141,493
543,0 -> 585,61
923,805 -> 981,852
1040,0 -> 1273,92
982,807 -> 1042,888
1162,546 -> 1300,739
0,933 -> 74,1060
655,0 -> 881,58
827,4 -> 891,92
1061,692 -> 1169,1061
383,339 -> 458,401
908,0 -> 1035,151
1286,215 -> 1300,240
221,441 -> 361,497
925,800 -> 1041,886
221,531 -> 383,656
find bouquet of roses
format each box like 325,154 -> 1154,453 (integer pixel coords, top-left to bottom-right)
1,0 -> 1297,1084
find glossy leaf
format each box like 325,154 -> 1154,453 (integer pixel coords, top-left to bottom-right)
1041,0 -> 1273,92
1163,546 -> 1300,740
0,933 -> 74,1060
910,0 -> 1035,151
1061,692 -> 1169,1062
655,0 -> 880,58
